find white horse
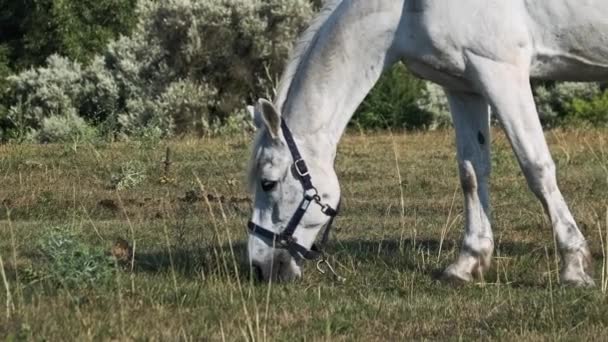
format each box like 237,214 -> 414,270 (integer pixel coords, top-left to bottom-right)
247,0 -> 608,286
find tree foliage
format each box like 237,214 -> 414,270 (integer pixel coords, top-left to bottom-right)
1,0 -> 314,140
0,0 -> 137,69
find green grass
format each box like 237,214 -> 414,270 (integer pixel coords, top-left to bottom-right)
2,128 -> 608,340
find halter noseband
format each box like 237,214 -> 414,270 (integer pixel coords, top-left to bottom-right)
247,120 -> 339,261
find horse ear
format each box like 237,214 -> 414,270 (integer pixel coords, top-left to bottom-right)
246,105 -> 261,130
256,98 -> 281,139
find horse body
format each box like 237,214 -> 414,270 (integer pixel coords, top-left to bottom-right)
526,0 -> 608,80
247,0 -> 607,285
400,0 -> 608,88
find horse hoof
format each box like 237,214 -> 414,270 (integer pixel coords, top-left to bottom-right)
560,247 -> 595,288
560,271 -> 595,288
441,265 -> 472,285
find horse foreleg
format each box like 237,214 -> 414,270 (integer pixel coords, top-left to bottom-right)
442,90 -> 494,283
467,52 -> 595,287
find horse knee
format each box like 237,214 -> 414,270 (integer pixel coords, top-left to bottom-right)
459,161 -> 478,194
460,159 -> 490,193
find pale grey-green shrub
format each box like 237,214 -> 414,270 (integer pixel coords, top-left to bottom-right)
534,82 -> 601,125
34,112 -> 97,144
5,1 -> 608,139
156,80 -> 218,135
129,0 -> 313,120
7,55 -> 82,127
80,56 -> 120,123
3,0 -> 312,139
416,82 -> 451,129
99,0 -> 312,135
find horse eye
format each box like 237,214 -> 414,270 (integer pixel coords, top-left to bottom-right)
261,179 -> 277,192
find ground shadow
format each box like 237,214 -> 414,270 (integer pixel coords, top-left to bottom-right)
132,237 -> 545,284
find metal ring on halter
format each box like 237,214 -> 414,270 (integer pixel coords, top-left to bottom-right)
319,203 -> 331,214
316,256 -> 346,282
304,187 -> 319,199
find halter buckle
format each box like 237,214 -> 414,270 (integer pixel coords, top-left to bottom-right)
278,235 -> 297,248
294,159 -> 309,177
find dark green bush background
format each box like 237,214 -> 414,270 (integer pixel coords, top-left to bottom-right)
1,0 -> 607,142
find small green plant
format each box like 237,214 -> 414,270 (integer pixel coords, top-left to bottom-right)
36,227 -> 115,289
110,160 -> 146,190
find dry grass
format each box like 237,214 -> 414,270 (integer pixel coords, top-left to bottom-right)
2,128 -> 608,340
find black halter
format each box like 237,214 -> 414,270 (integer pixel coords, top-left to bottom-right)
247,120 -> 339,261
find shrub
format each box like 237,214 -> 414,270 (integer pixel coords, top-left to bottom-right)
79,56 -> 121,124
416,82 -> 451,129
533,82 -> 602,126
353,63 -> 451,130
123,0 -> 314,126
34,227 -> 115,289
34,112 -> 97,144
119,80 -> 216,136
568,90 -> 608,126
0,44 -> 11,94
1,0 -> 311,140
0,0 -> 137,69
6,55 -> 82,128
110,160 -> 146,190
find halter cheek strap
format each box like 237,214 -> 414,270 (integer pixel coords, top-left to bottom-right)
247,120 -> 339,261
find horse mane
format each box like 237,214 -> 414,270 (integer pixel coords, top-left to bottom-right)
247,0 -> 345,192
274,0 -> 345,112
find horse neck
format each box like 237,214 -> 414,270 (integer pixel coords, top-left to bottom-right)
278,0 -> 405,159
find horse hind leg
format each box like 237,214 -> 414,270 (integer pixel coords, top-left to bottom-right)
467,52 -> 594,287
442,91 -> 494,284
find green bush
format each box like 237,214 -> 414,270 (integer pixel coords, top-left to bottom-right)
0,45 -> 10,93
130,0 -> 314,123
533,82 -> 602,126
0,0 -> 137,69
1,0 -> 313,140
353,63 -> 450,130
34,113 -> 98,144
5,0 -> 608,139
6,55 -> 82,126
34,227 -> 115,289
416,81 -> 452,129
568,90 -> 608,126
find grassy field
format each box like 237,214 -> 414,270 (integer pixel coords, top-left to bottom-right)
2,128 -> 608,340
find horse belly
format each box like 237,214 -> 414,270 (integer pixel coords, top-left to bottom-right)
527,0 -> 608,81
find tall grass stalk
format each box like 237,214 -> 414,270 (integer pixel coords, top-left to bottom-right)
115,192 -> 137,285
5,206 -> 21,308
0,255 -> 14,319
543,246 -> 557,339
600,207 -> 608,293
194,174 -> 257,341
161,201 -> 180,301
437,185 -> 460,263
388,129 -> 407,253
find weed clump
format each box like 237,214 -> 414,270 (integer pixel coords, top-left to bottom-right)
31,227 -> 115,289
110,160 -> 146,190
